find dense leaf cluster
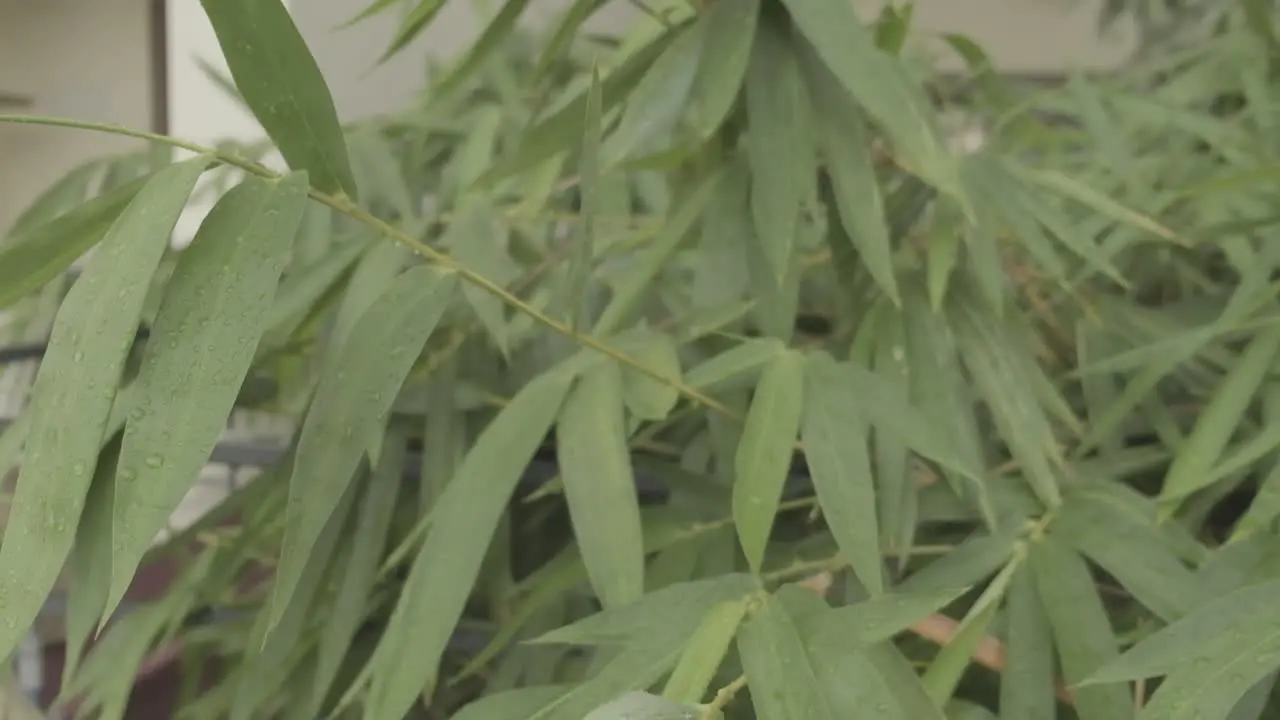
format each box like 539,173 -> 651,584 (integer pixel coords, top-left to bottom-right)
1,0 -> 1280,718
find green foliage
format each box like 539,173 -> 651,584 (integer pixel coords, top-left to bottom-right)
5,0 -> 1280,718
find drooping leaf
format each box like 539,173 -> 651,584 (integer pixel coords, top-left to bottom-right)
594,171 -> 721,336
270,265 -> 456,631
558,361 -> 646,608
480,27 -> 684,184
661,598 -> 749,704
1052,492 -> 1199,622
307,425 -> 405,717
106,172 -> 310,618
533,0 -> 608,82
801,351 -> 883,594
734,349 -> 805,572
432,0 -> 534,98
999,565 -> 1056,720
797,38 -> 898,304
362,0 -> 447,59
1088,579 -> 1280,686
1137,628 -> 1280,720
685,0 -> 759,139
328,232 -> 413,355
362,368 -> 574,719
743,11 -> 811,283
921,556 -> 1019,706
776,0 -> 959,199
737,592 -> 838,720
1159,326 -> 1280,509
201,0 -> 358,198
604,24 -> 703,165
232,467 -> 361,720
0,174 -> 147,310
0,156 -> 209,662
949,287 -> 1063,508
63,433 -> 124,683
1030,538 -> 1134,720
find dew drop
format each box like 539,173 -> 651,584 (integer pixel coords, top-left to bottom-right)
144,455 -> 164,469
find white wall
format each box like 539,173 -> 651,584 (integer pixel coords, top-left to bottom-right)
0,0 -> 155,235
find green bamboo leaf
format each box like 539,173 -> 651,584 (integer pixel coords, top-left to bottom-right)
270,265 -> 457,632
4,159 -> 103,240
365,0 -> 447,59
737,592 -> 838,720
949,289 -> 1062,508
65,603 -> 172,720
63,434 -> 123,684
261,237 -> 370,344
922,556 -> 1019,706
307,426 -> 405,718
434,0 -> 533,98
661,598 -> 749,704
449,552 -> 599,683
362,368 -> 574,719
0,174 -> 147,310
449,105 -> 505,193
1137,628 -> 1280,720
201,0 -> 358,198
1160,326 -> 1280,508
567,67 -> 603,331
532,574 -> 758,646
533,0 -> 608,82
778,586 -> 918,719
347,129 -> 415,222
686,0 -> 758,139
801,351 -> 883,594
446,197 -> 516,355
585,692 -> 702,720
106,173 -> 309,618
1243,0 -> 1280,52
897,526 -> 1020,595
480,28 -> 682,185
529,629 -> 695,720
744,13 -> 811,283
328,239 -> 413,355
452,686 -> 574,720
1088,579 -> 1280,686
232,467 -> 360,720
685,338 -> 784,392
604,24 -> 702,165
776,0 -> 959,200
0,157 -> 208,662
813,586 -> 967,646
594,171 -> 721,337
798,40 -> 898,305
999,565 -> 1056,720
734,349 -> 805,572
622,329 -> 682,421
1052,494 -> 1199,622
1030,538 -> 1134,720
558,361 -> 645,608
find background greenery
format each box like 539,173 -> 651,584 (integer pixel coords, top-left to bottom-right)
2,0 -> 1280,718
